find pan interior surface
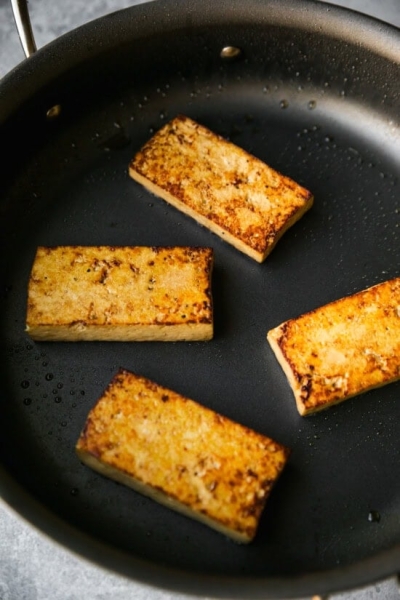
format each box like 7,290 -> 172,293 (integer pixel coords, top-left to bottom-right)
0,1 -> 400,597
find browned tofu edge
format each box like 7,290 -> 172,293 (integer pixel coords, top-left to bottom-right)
129,115 -> 313,263
267,277 -> 400,415
76,368 -> 290,543
25,245 -> 214,342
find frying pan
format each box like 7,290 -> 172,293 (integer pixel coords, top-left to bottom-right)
0,0 -> 399,597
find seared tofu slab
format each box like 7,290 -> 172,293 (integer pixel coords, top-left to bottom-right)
76,369 -> 290,543
129,115 -> 313,263
267,277 -> 400,415
26,246 -> 213,341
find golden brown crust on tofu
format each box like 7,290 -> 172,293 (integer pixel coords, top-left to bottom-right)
26,246 -> 213,342
267,277 -> 400,416
76,369 -> 290,543
129,115 -> 313,263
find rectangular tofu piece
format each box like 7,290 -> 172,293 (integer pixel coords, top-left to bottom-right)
76,369 -> 290,543
129,115 -> 313,263
26,246 -> 213,342
267,277 -> 400,416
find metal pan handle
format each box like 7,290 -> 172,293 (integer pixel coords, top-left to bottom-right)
11,0 -> 37,58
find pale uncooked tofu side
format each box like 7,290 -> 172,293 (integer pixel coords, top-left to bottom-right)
26,246 -> 213,342
129,115 -> 313,263
267,277 -> 400,415
76,369 -> 290,543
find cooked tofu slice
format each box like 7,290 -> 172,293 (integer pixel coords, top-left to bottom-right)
76,369 -> 290,543
26,246 -> 213,341
129,115 -> 313,263
267,277 -> 400,416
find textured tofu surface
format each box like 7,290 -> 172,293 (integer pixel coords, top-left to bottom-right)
26,246 -> 213,341
267,277 -> 400,416
76,369 -> 290,543
129,115 -> 313,262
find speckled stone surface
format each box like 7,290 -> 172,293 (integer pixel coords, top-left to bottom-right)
1,0 -> 400,598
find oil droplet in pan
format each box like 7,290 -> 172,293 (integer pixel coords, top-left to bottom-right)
368,510 -> 381,523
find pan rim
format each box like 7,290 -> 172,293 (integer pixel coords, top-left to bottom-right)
2,463 -> 400,599
1,0 -> 400,109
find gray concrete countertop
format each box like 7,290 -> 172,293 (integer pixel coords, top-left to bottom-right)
1,1 -> 400,599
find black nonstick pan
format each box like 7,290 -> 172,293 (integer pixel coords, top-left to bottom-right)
0,0 -> 399,597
